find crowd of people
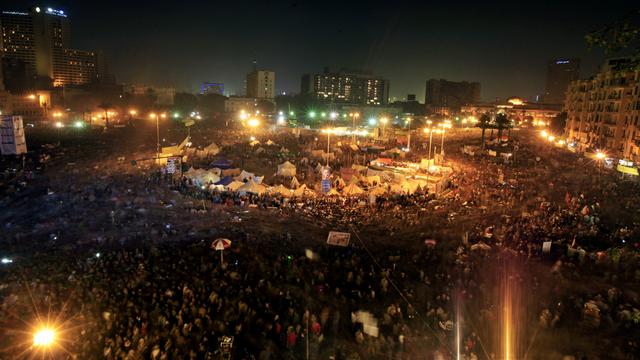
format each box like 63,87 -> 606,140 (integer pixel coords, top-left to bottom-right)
1,126 -> 639,359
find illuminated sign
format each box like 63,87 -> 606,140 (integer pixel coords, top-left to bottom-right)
45,8 -> 66,17
2,11 -> 29,15
556,60 -> 570,64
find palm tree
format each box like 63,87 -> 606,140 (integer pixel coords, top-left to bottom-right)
477,113 -> 492,149
494,113 -> 511,142
98,102 -> 113,128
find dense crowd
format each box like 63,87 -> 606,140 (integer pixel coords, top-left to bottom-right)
1,127 -> 640,359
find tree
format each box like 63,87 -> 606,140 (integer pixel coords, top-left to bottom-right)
550,111 -> 568,136
98,102 -> 113,128
494,113 -> 511,142
174,92 -> 198,114
477,113 -> 492,149
585,11 -> 640,70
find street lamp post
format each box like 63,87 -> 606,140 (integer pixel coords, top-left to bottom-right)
406,117 -> 412,151
149,113 -> 166,159
350,112 -> 360,143
324,128 -> 332,166
380,117 -> 388,140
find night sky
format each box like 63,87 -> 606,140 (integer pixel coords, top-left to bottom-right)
4,0 -> 638,101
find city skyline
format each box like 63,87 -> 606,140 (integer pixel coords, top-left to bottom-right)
1,0 -> 637,101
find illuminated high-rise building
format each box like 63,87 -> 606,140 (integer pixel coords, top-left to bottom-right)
301,68 -> 389,105
544,58 -> 580,104
0,6 -> 110,88
246,70 -> 275,99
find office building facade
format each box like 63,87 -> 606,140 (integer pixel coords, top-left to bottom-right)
1,6 -> 108,88
544,58 -> 580,104
246,70 -> 275,99
565,58 -> 640,161
425,79 -> 480,112
301,68 -> 389,105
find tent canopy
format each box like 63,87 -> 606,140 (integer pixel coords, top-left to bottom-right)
290,176 -> 301,189
215,176 -> 234,186
237,180 -> 266,195
210,158 -> 233,169
277,161 -> 297,177
227,181 -> 245,191
326,188 -> 341,196
235,170 -> 255,182
271,184 -> 293,197
342,183 -> 364,195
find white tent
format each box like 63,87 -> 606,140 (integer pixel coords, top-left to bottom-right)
235,170 -> 255,182
203,142 -> 220,155
237,180 -> 267,195
369,187 -> 387,196
227,181 -> 245,191
271,184 -> 293,197
253,175 -> 264,184
326,188 -> 341,197
277,161 -> 297,177
293,184 -> 316,197
290,176 -> 301,189
266,139 -> 276,146
342,183 -> 364,196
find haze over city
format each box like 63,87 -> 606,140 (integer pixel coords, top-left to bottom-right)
1,1 -> 640,359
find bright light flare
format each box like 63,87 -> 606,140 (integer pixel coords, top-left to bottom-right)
596,151 -> 606,160
54,122 -> 64,128
74,121 -> 84,128
540,130 -> 548,138
247,118 -> 260,127
33,328 -> 56,347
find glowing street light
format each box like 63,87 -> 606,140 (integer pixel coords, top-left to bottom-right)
380,117 -> 388,138
321,128 -> 334,166
308,111 -> 316,118
247,118 -> 260,127
368,117 -> 377,126
330,111 -> 338,120
350,112 -> 360,143
54,122 -> 64,128
129,109 -> 137,116
149,113 -> 166,158
33,328 -> 56,347
595,151 -> 606,160
27,94 -> 37,100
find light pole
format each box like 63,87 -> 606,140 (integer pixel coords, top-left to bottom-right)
350,112 -> 360,143
406,117 -> 412,151
149,112 -> 166,159
380,117 -> 388,140
439,123 -> 452,155
323,128 -> 332,166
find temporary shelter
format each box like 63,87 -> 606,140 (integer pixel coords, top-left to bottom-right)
293,184 -> 315,197
235,170 -> 255,182
214,176 -> 234,186
326,188 -> 341,197
342,183 -> 364,196
237,180 -> 267,195
203,142 -> 220,155
211,158 -> 233,170
271,184 -> 292,197
227,181 -> 245,191
369,187 -> 387,196
277,161 -> 297,177
249,140 -> 260,147
266,139 -> 276,146
290,176 -> 300,189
